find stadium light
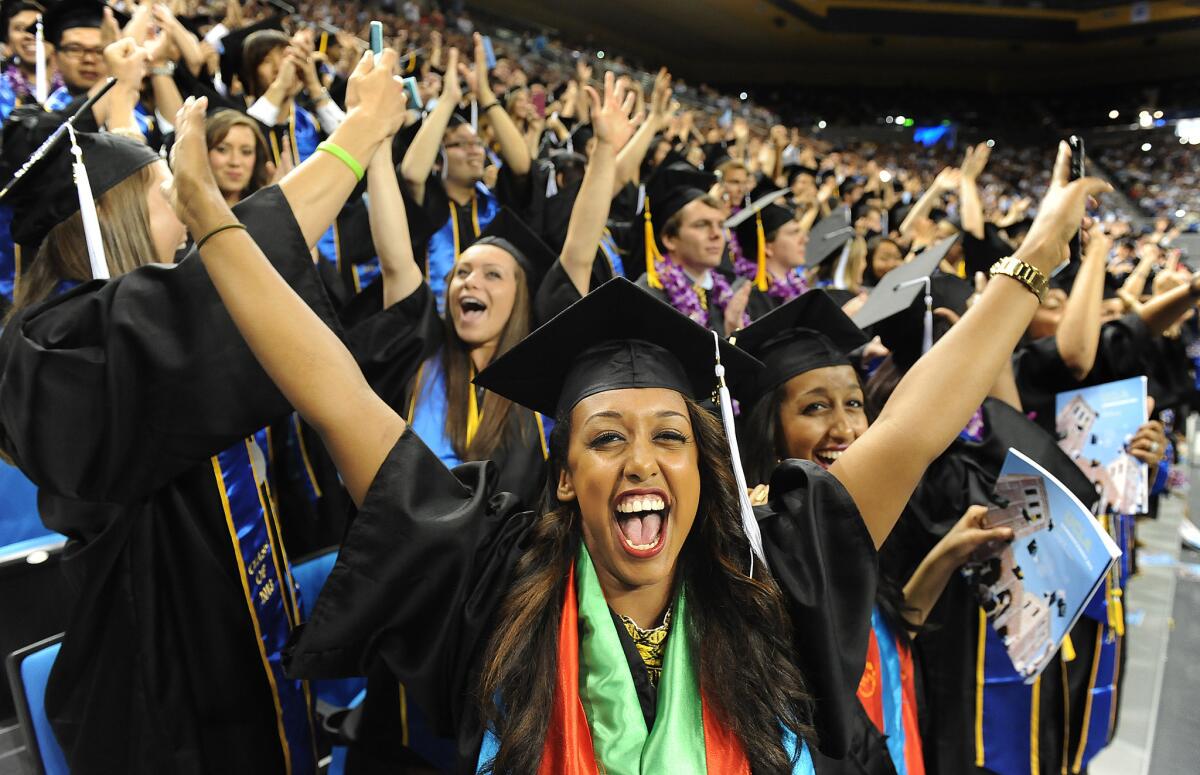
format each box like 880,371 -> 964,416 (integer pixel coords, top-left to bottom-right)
1153,110 -> 1164,119
739,91 -> 748,100
895,115 -> 906,124
1109,110 -> 1119,119
1141,142 -> 1152,151
596,50 -> 605,59
1176,209 -> 1187,218
817,120 -> 827,129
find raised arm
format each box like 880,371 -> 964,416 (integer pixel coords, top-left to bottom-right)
613,68 -> 672,190
399,47 -> 461,205
558,72 -> 636,295
170,65 -> 410,506
832,141 -> 1111,548
1055,226 -> 1110,380
899,167 -> 958,237
367,138 -> 423,307
278,52 -> 396,248
466,33 -> 530,177
1136,266 -> 1200,336
958,142 -> 989,240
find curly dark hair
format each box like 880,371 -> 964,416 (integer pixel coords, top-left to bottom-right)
477,397 -> 814,773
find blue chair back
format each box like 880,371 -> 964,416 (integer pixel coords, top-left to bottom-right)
5,634 -> 68,775
291,550 -> 366,708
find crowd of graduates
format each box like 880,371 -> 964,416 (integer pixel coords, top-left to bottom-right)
0,1 -> 1197,774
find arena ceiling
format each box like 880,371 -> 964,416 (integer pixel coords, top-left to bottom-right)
479,0 -> 1200,90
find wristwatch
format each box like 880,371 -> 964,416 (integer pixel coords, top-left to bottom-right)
989,256 -> 1048,302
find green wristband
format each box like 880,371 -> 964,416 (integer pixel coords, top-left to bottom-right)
315,141 -> 364,181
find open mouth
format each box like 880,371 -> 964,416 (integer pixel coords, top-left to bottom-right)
813,448 -> 845,469
612,489 -> 669,559
459,295 -> 487,323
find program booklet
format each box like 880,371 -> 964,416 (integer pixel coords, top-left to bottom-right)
1055,376 -> 1149,515
965,449 -> 1121,681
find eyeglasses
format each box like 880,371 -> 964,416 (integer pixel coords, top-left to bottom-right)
58,44 -> 105,61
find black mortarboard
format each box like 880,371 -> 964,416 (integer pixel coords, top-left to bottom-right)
0,0 -> 43,43
853,235 -> 969,370
727,186 -> 793,290
783,163 -> 817,187
474,277 -> 763,418
704,142 -> 732,172
43,0 -> 106,46
732,289 -> 868,403
1171,233 -> 1200,272
804,207 -> 855,268
566,122 -> 593,153
0,102 -> 160,250
467,206 -> 558,297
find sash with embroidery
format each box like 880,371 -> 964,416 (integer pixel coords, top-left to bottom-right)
856,606 -> 925,775
476,545 -> 814,774
426,182 -> 500,314
212,434 -> 317,774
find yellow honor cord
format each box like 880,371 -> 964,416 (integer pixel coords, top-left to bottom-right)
1061,633 -> 1076,662
643,197 -> 662,289
466,368 -> 483,447
753,211 -> 769,292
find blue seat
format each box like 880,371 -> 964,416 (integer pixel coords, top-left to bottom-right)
292,550 -> 366,710
5,634 -> 68,775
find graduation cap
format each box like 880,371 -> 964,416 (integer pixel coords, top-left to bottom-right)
704,142 -> 732,172
852,235 -> 969,370
565,121 -> 593,154
43,0 -> 111,46
639,160 -> 717,288
466,206 -> 558,297
782,163 -> 817,187
804,207 -> 854,269
727,185 -> 792,291
732,289 -> 869,404
475,276 -> 770,571
220,14 -> 286,92
0,81 -> 159,276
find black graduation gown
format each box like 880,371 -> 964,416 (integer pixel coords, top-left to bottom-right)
880,399 -> 1100,775
0,187 -> 340,774
1012,313 -> 1150,435
339,278 -> 546,508
633,273 -> 749,338
285,430 -> 878,773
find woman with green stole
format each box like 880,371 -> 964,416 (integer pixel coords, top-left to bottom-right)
167,70 -> 1108,773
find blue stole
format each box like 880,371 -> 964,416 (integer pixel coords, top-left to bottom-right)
211,433 -> 317,774
976,607 -> 1053,775
600,227 -> 624,278
0,77 -> 15,122
408,352 -> 466,470
426,182 -> 499,314
44,87 -> 152,136
0,205 -> 15,302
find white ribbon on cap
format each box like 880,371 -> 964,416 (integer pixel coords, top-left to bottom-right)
711,331 -> 767,576
34,15 -> 47,104
66,124 -> 108,280
894,276 -> 933,354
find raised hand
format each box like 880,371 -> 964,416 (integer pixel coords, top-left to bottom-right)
347,48 -> 409,140
647,67 -> 674,131
1017,141 -> 1112,276
586,70 -> 637,150
960,141 -> 991,181
104,37 -> 149,88
723,281 -> 753,335
932,166 -> 961,193
100,7 -> 121,47
167,96 -> 232,237
442,47 -> 463,104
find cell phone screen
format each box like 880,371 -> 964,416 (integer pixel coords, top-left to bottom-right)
481,36 -> 497,70
369,21 -> 384,58
1068,135 -> 1085,264
532,91 -> 546,118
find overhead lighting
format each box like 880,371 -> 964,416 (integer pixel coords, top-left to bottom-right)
1153,110 -> 1164,119
895,114 -> 906,124
739,91 -> 748,100
1139,111 -> 1153,128
1176,209 -> 1187,218
1109,109 -> 1120,119
1141,142 -> 1152,151
596,50 -> 605,59
817,119 -> 827,129
986,139 -> 995,148
885,116 -> 894,124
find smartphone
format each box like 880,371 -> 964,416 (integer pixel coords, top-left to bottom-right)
481,35 -> 497,70
532,90 -> 546,118
401,75 -> 423,110
369,21 -> 384,61
1068,135 -> 1086,264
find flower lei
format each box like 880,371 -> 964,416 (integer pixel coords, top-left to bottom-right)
655,255 -> 747,330
2,63 -> 63,101
731,247 -> 810,303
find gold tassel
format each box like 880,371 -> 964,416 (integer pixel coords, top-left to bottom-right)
753,210 -> 769,292
318,31 -> 328,55
1061,633 -> 1076,662
643,196 -> 662,289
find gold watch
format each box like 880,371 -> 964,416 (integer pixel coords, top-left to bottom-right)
989,256 -> 1048,302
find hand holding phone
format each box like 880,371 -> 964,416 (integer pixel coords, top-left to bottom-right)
369,21 -> 384,63
481,35 -> 497,70
1068,135 -> 1086,264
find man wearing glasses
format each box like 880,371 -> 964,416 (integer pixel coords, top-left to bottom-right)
42,0 -> 107,110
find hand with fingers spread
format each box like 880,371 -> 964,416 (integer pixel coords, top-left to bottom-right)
168,96 -> 234,237
587,70 -> 637,151
463,32 -> 495,104
960,142 -> 991,181
1014,141 -> 1112,277
647,67 -> 674,131
1128,420 -> 1168,466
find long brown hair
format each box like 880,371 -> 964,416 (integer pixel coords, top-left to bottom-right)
9,165 -> 158,317
205,109 -> 271,199
478,398 -> 814,774
416,253 -> 533,461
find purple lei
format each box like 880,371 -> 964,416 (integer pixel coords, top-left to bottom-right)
731,248 -> 810,303
655,256 -> 747,330
3,63 -> 64,101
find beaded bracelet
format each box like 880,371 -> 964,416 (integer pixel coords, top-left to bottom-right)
316,141 -> 365,181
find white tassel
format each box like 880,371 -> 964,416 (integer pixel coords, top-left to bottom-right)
635,183 -> 645,215
67,125 -> 107,280
712,331 -> 767,576
832,240 -> 852,290
34,16 -> 47,104
922,283 -> 933,354
544,164 -> 558,198
470,98 -> 478,133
